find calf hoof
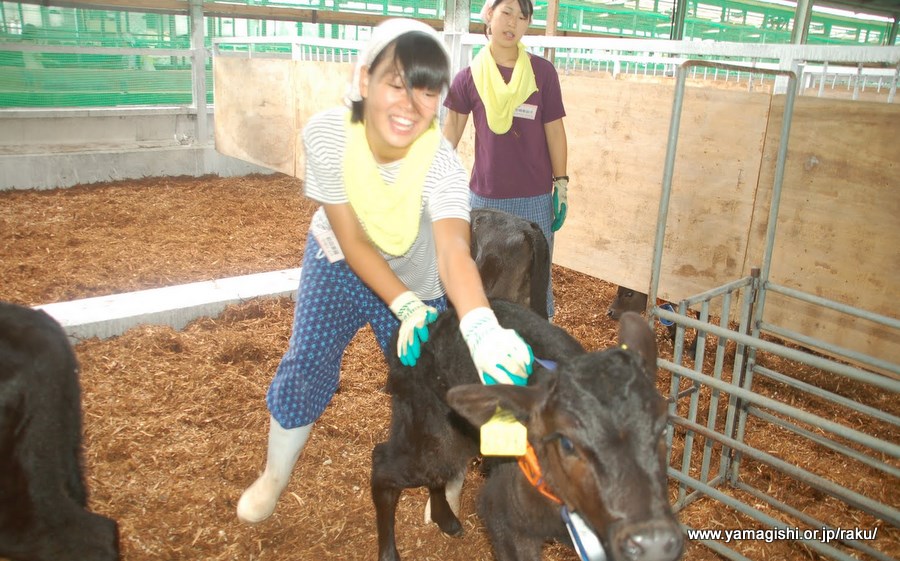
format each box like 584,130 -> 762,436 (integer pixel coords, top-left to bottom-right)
427,485 -> 464,537
436,514 -> 463,537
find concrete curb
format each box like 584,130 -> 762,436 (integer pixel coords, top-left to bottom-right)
36,268 -> 301,342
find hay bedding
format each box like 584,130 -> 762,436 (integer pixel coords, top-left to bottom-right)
0,175 -> 896,561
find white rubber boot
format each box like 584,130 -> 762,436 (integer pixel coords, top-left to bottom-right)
237,416 -> 312,524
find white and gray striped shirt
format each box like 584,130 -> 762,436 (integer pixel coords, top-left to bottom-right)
304,107 -> 471,301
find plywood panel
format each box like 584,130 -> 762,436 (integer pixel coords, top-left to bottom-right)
213,58 -> 350,177
214,57 -> 296,175
551,76 -> 771,302
748,96 -> 900,365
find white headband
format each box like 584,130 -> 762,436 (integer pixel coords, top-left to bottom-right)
346,18 -> 450,104
480,1 -> 493,23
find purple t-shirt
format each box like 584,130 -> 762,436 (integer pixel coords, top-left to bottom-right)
444,53 -> 566,199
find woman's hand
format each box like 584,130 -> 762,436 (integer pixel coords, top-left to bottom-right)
389,291 -> 439,367
459,307 -> 534,385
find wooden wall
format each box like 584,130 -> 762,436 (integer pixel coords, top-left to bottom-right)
747,96 -> 900,365
214,58 -> 351,176
213,58 -> 900,368
546,76 -> 772,300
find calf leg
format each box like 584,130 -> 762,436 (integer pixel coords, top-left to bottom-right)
423,466 -> 464,523
50,508 -> 119,561
372,441 -> 466,561
477,465 -> 561,561
482,512 -> 544,561
427,486 -> 462,536
372,477 -> 402,561
2,503 -> 118,561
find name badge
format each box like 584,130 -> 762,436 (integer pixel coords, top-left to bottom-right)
514,103 -> 538,120
311,223 -> 345,263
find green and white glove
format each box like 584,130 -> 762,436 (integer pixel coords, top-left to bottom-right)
551,175 -> 568,232
390,291 -> 438,367
459,307 -> 534,386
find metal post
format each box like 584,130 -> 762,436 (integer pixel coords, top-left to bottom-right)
670,0 -> 687,40
749,70 -> 799,340
888,17 -> 899,46
544,0 -> 559,64
441,0 -> 470,125
190,0 -> 208,146
791,0 -> 812,45
889,62 -> 899,104
443,0 -> 470,75
648,63 -> 688,327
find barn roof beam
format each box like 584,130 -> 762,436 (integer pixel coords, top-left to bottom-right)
13,0 -> 621,37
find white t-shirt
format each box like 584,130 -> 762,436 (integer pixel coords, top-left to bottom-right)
303,107 -> 471,301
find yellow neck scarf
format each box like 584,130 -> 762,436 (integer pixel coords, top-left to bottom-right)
343,113 -> 441,256
471,42 -> 538,135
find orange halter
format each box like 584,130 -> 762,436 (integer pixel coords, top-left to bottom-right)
517,441 -> 562,504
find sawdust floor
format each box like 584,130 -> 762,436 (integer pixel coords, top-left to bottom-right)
1,174 -> 896,561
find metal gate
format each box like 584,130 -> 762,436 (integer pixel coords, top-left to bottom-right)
649,61 -> 900,561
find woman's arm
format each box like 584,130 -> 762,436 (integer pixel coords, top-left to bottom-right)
431,217 -> 489,318
433,216 -> 534,385
442,110 -> 470,150
544,117 -> 568,178
322,202 -> 407,305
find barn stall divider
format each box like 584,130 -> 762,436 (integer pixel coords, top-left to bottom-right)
212,34 -> 900,560
648,60 -> 899,561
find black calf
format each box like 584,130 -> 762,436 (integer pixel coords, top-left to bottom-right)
607,286 -> 697,354
471,209 -> 550,319
0,301 -> 119,561
372,300 -> 683,561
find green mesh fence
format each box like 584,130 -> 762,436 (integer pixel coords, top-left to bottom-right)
0,1 -> 896,109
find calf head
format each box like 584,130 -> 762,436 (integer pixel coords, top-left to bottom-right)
447,312 -> 682,561
607,286 -> 649,320
0,302 -> 120,561
470,209 -> 550,319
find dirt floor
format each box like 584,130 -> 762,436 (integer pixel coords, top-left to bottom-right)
1,174 -> 896,561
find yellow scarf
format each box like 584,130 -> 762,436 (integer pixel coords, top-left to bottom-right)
343,113 -> 441,256
471,42 -> 538,135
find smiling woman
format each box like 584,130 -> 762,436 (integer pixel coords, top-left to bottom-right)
235,18 -> 537,526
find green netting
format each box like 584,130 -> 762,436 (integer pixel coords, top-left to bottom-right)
0,1 -> 896,109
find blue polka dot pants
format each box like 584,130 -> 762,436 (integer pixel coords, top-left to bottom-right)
266,234 -> 447,429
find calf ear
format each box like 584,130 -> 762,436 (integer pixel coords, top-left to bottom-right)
447,384 -> 544,428
617,311 -> 658,376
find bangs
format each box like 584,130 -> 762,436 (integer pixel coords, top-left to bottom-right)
390,31 -> 450,93
489,0 -> 534,19
519,0 -> 534,18
352,29 -> 450,123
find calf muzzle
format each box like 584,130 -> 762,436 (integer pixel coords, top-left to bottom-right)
609,518 -> 683,561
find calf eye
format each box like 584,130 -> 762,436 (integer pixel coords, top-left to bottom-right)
558,435 -> 576,456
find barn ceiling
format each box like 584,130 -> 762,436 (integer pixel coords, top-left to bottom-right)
817,0 -> 900,19
21,0 -> 900,23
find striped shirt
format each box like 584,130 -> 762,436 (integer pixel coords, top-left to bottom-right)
303,107 -> 471,301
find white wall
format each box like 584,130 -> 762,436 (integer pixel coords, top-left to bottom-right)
0,107 -> 274,190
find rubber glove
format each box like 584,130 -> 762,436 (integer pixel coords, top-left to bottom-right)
551,176 -> 568,232
459,307 -> 534,386
390,291 -> 438,367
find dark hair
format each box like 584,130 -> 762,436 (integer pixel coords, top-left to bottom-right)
350,30 -> 450,123
484,0 -> 535,38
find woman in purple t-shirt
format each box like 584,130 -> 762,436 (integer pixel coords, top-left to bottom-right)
443,0 -> 569,317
